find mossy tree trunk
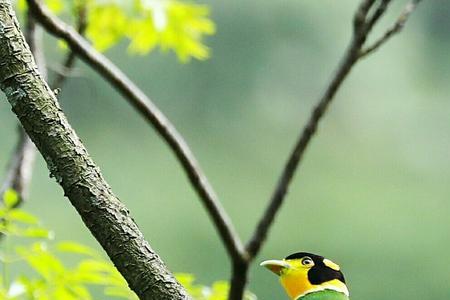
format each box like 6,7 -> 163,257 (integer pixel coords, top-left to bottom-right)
0,1 -> 190,299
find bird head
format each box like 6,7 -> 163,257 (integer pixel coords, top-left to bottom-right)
260,252 -> 349,299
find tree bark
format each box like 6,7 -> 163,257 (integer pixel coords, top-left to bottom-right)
0,2 -> 190,299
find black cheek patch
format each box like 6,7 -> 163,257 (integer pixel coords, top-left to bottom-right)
308,265 -> 346,285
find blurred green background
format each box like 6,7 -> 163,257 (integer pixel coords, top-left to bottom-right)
1,0 -> 450,299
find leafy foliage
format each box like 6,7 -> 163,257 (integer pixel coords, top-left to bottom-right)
178,274 -> 257,300
16,0 -> 216,62
0,189 -> 256,299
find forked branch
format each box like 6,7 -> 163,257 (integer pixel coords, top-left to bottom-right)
360,0 -> 423,58
17,0 -> 423,299
245,0 -> 422,266
229,1 -> 424,298
25,0 -> 244,261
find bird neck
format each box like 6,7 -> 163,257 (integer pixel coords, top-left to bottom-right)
280,271 -> 349,300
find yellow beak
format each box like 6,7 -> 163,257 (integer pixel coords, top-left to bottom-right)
260,259 -> 291,276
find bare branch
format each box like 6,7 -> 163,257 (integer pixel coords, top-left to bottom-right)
13,1 -> 422,299
245,0 -> 423,264
1,128 -> 36,204
25,10 -> 47,78
353,0 -> 378,31
245,1 -> 372,261
228,1 -> 423,298
26,0 -> 244,261
366,0 -> 392,32
229,261 -> 249,300
51,3 -> 87,88
360,0 -> 422,58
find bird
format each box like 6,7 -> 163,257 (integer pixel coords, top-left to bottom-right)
260,252 -> 349,300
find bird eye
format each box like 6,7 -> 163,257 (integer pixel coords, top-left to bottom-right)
302,257 -> 314,266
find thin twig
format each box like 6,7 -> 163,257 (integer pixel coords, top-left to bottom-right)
353,0 -> 378,31
229,3 -> 390,299
25,10 -> 47,78
26,0 -> 245,261
21,1 -> 423,299
360,0 -> 422,58
0,128 -> 36,205
366,0 -> 392,32
230,1 -> 423,298
245,0 -> 380,261
52,4 -> 87,88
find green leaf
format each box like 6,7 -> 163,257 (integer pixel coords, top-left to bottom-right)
73,259 -> 118,284
207,281 -> 229,300
15,0 -> 63,13
52,286 -> 79,300
17,242 -> 65,279
0,222 -> 18,236
16,0 -> 27,11
72,270 -> 110,285
87,4 -> 128,51
127,18 -> 159,54
175,273 -> 196,287
8,209 -> 39,224
45,0 -> 64,13
57,241 -> 98,257
76,259 -> 114,274
84,0 -> 215,62
0,204 -> 256,300
103,286 -> 139,299
22,227 -> 53,239
3,188 -> 19,208
65,285 -> 93,300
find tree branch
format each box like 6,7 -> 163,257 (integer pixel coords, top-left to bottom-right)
244,0 -> 422,271
7,1 -> 422,299
359,0 -> 422,58
25,9 -> 46,78
1,4 -> 86,206
227,2 -> 423,298
245,0 -> 381,260
0,127 -> 36,204
366,0 -> 392,32
0,1 -> 190,298
1,10 -> 44,204
229,2 -> 390,299
51,3 -> 86,89
229,261 -> 249,300
26,0 -> 244,262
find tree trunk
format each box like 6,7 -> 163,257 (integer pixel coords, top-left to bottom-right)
0,2 -> 190,299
